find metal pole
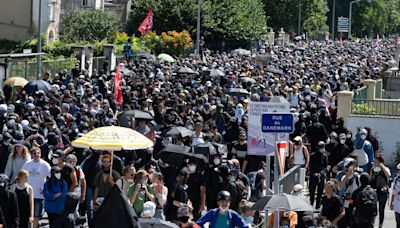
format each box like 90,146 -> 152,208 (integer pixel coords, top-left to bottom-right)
265,155 -> 270,228
196,0 -> 201,55
37,0 -> 42,80
298,0 -> 301,36
348,2 -> 352,40
273,134 -> 279,228
331,0 -> 336,40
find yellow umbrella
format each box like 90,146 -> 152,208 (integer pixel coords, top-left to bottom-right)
4,77 -> 29,87
71,126 -> 154,151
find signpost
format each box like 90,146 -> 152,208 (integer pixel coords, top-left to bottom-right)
261,112 -> 294,228
337,17 -> 349,33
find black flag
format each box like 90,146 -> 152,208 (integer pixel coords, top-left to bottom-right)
92,185 -> 139,228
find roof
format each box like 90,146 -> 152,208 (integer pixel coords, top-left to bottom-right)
0,53 -> 46,59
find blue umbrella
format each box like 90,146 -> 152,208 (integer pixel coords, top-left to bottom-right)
24,80 -> 52,95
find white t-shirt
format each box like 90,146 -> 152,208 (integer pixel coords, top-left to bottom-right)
393,176 -> 400,213
22,159 -> 51,199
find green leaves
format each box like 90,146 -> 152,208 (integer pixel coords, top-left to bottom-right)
61,9 -> 120,43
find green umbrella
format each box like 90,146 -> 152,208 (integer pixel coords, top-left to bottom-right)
157,53 -> 175,63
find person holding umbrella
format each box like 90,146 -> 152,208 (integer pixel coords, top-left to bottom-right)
196,191 -> 248,228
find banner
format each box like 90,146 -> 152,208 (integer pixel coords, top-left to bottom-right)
247,101 -> 290,156
138,10 -> 153,35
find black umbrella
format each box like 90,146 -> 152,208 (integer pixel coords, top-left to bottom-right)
204,69 -> 225,77
175,66 -> 196,74
240,77 -> 256,84
251,194 -> 315,212
229,88 -> 250,95
266,67 -> 284,75
164,127 -> 193,138
154,144 -> 192,168
119,110 -> 153,120
138,53 -> 157,61
193,142 -> 217,156
138,218 -> 179,228
24,80 -> 52,94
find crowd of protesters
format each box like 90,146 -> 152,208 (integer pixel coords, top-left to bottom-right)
0,38 -> 399,228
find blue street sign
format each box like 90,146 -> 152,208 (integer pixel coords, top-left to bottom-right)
261,113 -> 294,133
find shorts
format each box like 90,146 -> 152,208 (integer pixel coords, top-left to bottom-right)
34,199 -> 44,218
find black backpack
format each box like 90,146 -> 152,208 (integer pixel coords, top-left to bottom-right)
356,186 -> 377,222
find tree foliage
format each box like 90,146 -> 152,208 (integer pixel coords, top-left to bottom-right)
128,0 -> 268,43
61,9 -> 120,43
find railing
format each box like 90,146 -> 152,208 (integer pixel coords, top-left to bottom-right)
376,80 -> 383,99
353,86 -> 367,103
92,56 -> 106,72
351,99 -> 400,116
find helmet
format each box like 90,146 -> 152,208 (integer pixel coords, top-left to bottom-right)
217,190 -> 231,201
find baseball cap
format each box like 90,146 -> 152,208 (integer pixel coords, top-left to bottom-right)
228,159 -> 240,165
52,150 -> 66,160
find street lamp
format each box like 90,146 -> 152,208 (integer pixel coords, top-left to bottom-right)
331,0 -> 336,40
37,0 -> 42,80
195,0 -> 201,55
348,0 -> 372,39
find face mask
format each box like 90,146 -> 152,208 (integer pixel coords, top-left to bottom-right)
213,158 -> 221,166
188,165 -> 197,173
54,173 -> 61,179
52,158 -> 59,165
319,148 -> 325,153
340,139 -> 346,144
219,206 -> 228,213
246,216 -> 254,225
347,133 -> 351,139
179,216 -> 189,223
360,134 -> 367,140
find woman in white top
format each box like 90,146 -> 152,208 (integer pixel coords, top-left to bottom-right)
116,166 -> 136,196
289,136 -> 310,170
390,164 -> 400,227
5,142 -> 31,181
150,172 -> 168,220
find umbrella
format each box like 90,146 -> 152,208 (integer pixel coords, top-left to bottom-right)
119,110 -> 153,121
4,77 -> 29,87
138,218 -> 179,228
175,66 -> 196,74
157,53 -> 175,63
229,88 -> 250,95
204,69 -> 225,77
347,63 -> 360,69
231,48 -> 251,56
210,142 -> 228,155
164,127 -> 193,138
241,77 -> 256,84
193,142 -> 217,156
24,80 -> 52,94
266,67 -> 284,75
138,53 -> 156,61
154,144 -> 192,168
252,193 -> 315,212
71,126 -> 153,151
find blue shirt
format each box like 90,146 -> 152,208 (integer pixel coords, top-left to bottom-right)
197,208 -> 249,228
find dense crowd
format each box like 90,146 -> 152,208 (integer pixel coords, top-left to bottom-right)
0,38 -> 399,228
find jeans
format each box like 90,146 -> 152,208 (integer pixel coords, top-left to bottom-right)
154,208 -> 165,220
86,187 -> 94,223
309,175 -> 324,209
377,190 -> 388,226
395,212 -> 400,228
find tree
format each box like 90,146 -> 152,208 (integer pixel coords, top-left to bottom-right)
128,0 -> 268,46
302,0 -> 329,36
61,9 -> 120,43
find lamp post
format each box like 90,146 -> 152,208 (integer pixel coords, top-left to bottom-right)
195,0 -> 201,55
37,0 -> 42,80
297,0 -> 301,36
349,0 -> 372,39
331,0 -> 336,40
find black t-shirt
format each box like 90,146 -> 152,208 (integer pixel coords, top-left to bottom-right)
187,172 -> 205,203
61,163 -> 76,190
321,195 -> 344,222
167,184 -> 188,221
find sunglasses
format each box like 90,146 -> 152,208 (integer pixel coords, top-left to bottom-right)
53,171 -> 61,174
33,152 -> 41,155
102,160 -> 111,164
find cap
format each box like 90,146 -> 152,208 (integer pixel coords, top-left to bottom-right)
52,150 -> 66,160
339,133 -> 346,139
293,136 -> 302,143
360,129 -> 368,135
292,184 -> 304,193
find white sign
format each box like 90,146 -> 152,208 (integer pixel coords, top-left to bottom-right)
247,101 -> 290,156
337,17 -> 349,33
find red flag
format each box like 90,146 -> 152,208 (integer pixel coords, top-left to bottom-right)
114,63 -> 123,106
138,10 -> 153,35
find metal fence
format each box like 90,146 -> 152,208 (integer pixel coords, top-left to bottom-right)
353,86 -> 367,103
351,99 -> 400,116
376,80 -> 383,99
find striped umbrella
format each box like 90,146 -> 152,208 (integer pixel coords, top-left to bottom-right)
71,126 -> 153,151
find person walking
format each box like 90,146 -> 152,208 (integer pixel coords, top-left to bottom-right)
289,136 -> 310,170
13,170 -> 34,228
353,173 -> 378,228
5,141 -> 31,181
390,164 -> 400,228
196,191 -> 248,228
43,166 -> 68,228
22,147 -> 51,228
321,181 -> 345,227
0,174 -> 19,228
309,141 -> 328,209
371,154 -> 391,228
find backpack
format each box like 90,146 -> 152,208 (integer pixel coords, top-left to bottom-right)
356,186 -> 377,222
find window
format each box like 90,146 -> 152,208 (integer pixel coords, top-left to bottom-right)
49,0 -> 56,22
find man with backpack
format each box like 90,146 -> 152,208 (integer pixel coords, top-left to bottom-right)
196,191 -> 248,228
352,172 -> 377,228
